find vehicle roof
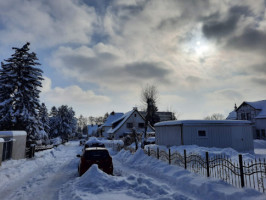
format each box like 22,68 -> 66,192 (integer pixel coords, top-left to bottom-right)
84,147 -> 108,151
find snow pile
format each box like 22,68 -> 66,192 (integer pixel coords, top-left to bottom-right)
50,136 -> 62,145
254,139 -> 266,157
0,142 -> 71,189
59,148 -> 265,200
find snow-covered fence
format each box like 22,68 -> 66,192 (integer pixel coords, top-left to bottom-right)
141,147 -> 266,193
102,140 -> 123,152
35,145 -> 54,152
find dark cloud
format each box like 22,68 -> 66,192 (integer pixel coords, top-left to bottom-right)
125,62 -> 170,79
226,28 -> 266,52
61,52 -> 117,73
250,63 -> 266,74
202,6 -> 251,39
251,77 -> 266,85
186,76 -> 202,83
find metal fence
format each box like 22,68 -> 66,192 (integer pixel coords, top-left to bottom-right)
139,147 -> 266,193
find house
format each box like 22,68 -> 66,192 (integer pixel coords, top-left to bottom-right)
226,100 -> 266,139
100,111 -> 124,138
107,107 -> 155,139
154,120 -> 254,152
139,111 -> 176,122
0,131 -> 27,164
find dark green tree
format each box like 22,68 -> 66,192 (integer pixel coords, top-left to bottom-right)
0,42 -> 44,142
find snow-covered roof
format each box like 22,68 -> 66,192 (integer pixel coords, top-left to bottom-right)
226,111 -> 237,120
237,100 -> 266,119
0,131 -> 27,136
87,125 -> 99,136
107,110 -> 135,134
103,112 -> 124,126
155,120 -> 251,127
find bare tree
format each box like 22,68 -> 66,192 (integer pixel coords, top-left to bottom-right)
204,113 -> 225,120
141,84 -> 160,148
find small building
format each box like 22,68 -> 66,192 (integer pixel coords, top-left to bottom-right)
0,131 -> 27,163
154,120 -> 254,152
227,100 -> 266,139
107,107 -> 154,139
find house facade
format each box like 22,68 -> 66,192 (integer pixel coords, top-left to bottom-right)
227,100 -> 266,139
107,107 -> 154,139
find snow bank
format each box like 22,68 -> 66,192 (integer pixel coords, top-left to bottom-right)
254,140 -> 266,149
113,149 -> 265,200
0,141 -> 75,189
50,137 -> 62,145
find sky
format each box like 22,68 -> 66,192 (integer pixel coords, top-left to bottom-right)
0,0 -> 265,119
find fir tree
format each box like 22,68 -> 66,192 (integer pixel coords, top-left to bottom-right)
0,42 -> 44,142
39,103 -> 50,136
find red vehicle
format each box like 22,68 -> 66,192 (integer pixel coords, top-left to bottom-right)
77,147 -> 113,176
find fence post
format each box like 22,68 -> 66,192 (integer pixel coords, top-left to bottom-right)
169,149 -> 171,165
157,147 -> 159,159
148,147 -> 150,156
239,154 -> 245,188
184,149 -> 187,169
206,152 -> 210,177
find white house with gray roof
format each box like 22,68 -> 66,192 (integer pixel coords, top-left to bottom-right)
226,100 -> 266,139
107,107 -> 154,139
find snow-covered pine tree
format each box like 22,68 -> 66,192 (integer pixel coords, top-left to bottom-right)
0,62 -> 16,129
39,103 -> 50,137
57,105 -> 77,141
0,42 -> 44,142
49,106 -> 59,138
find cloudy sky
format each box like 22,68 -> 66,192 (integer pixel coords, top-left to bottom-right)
0,0 -> 265,119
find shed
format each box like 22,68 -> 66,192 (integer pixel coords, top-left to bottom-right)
154,120 -> 254,152
0,131 -> 27,161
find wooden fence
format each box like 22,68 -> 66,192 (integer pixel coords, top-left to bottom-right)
128,146 -> 266,193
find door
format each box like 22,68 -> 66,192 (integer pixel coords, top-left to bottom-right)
2,139 -> 13,161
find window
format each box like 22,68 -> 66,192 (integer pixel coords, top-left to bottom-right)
127,123 -> 133,128
246,113 -> 251,120
138,123 -> 145,128
261,129 -> 265,138
134,114 -> 137,117
198,130 -> 206,137
256,130 -> 260,139
241,113 -> 246,120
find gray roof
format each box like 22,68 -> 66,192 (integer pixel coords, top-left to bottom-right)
155,120 -> 251,127
103,112 -> 124,126
244,100 -> 266,119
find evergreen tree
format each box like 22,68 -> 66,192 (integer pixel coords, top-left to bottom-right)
49,106 -> 59,138
39,103 -> 50,136
0,42 -> 44,142
57,105 -> 77,141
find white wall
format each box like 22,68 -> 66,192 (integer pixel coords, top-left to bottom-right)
156,124 -> 254,152
155,126 -> 181,146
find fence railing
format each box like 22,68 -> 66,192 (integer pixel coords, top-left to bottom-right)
133,147 -> 266,193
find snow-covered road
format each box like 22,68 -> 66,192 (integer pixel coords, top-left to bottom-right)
0,142 -> 80,200
0,141 -> 265,200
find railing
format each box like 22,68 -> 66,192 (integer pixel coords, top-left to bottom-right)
142,147 -> 266,193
